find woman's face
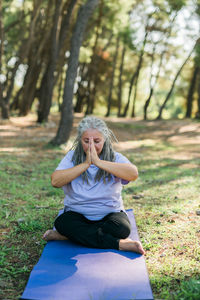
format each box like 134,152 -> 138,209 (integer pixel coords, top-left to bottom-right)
81,129 -> 105,156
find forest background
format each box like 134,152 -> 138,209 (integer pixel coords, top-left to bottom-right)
0,0 -> 200,145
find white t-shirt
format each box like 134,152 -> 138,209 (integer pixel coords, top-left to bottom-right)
56,150 -> 131,220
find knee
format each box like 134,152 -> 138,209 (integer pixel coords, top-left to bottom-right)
54,212 -> 84,238
118,222 -> 131,239
54,215 -> 64,235
54,213 -> 72,236
103,219 -> 131,239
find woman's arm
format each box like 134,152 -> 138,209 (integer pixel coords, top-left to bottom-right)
90,139 -> 138,181
51,148 -> 91,188
51,162 -> 90,188
95,160 -> 138,181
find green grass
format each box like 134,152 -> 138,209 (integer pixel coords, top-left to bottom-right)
0,116 -> 200,299
0,153 -> 64,299
121,138 -> 200,299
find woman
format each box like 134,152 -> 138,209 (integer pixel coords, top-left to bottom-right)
43,116 -> 145,255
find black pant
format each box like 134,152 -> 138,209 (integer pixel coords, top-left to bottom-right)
54,210 -> 131,250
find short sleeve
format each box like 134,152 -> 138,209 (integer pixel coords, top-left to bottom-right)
114,152 -> 132,185
115,152 -> 132,164
56,150 -> 74,171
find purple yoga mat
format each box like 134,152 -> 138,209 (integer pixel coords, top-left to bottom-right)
21,209 -> 153,300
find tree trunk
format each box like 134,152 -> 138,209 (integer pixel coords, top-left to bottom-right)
185,65 -> 199,118
58,0 -> 78,56
143,87 -> 154,120
122,69 -> 137,118
146,13 -> 177,120
18,61 -> 42,115
117,44 -> 126,117
1,0 -> 43,118
52,0 -> 78,96
75,89 -> 86,113
143,41 -> 157,120
85,80 -> 92,115
105,35 -> 120,117
122,30 -> 148,117
77,31 -> 112,115
85,1 -> 103,115
57,70 -> 65,112
74,63 -> 87,113
157,41 -> 198,120
37,0 -> 62,123
18,13 -> 52,115
10,87 -> 23,111
196,71 -> 200,119
51,0 -> 99,146
0,0 -> 9,119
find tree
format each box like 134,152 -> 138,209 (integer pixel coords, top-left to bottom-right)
1,0 -> 199,121
37,0 -> 78,123
51,0 -> 99,145
0,0 -> 8,119
117,43 -> 126,117
122,26 -> 148,118
185,65 -> 199,118
37,0 -> 62,123
105,35 -> 120,117
143,12 -> 177,120
1,0 -> 46,118
156,40 -> 198,120
196,71 -> 200,118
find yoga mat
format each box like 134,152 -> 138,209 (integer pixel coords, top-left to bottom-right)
21,209 -> 153,300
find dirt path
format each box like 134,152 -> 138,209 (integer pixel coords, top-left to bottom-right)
1,113 -> 200,160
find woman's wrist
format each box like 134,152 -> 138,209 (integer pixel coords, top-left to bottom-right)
83,161 -> 90,169
94,158 -> 103,168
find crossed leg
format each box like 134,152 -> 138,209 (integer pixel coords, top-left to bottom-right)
43,211 -> 145,255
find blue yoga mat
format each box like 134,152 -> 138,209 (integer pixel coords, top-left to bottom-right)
21,209 -> 153,300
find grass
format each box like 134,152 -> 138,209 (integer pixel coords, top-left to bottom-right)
0,114 -> 200,299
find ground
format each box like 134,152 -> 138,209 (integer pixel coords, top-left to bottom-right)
0,113 -> 200,299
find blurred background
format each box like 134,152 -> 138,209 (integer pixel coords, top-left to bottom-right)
0,0 -> 200,142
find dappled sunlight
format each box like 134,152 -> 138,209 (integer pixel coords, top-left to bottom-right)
169,151 -> 200,159
114,139 -> 157,151
10,114 -> 37,126
178,123 -> 200,133
168,135 -> 200,145
0,147 -> 31,153
172,177 -> 195,185
178,163 -> 199,169
0,131 -> 20,137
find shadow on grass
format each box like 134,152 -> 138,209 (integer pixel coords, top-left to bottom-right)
123,156 -> 200,206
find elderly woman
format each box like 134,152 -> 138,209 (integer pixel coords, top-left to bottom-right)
43,117 -> 145,255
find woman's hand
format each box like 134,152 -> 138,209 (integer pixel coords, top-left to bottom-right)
84,138 -> 99,166
90,138 -> 100,165
85,142 -> 92,166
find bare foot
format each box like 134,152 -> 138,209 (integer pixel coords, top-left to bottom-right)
119,238 -> 145,255
43,229 -> 68,241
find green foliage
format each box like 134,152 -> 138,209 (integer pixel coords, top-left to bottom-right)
167,0 -> 187,11
3,1 -> 30,58
119,26 -> 137,51
172,279 -> 200,299
1,0 -> 199,134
